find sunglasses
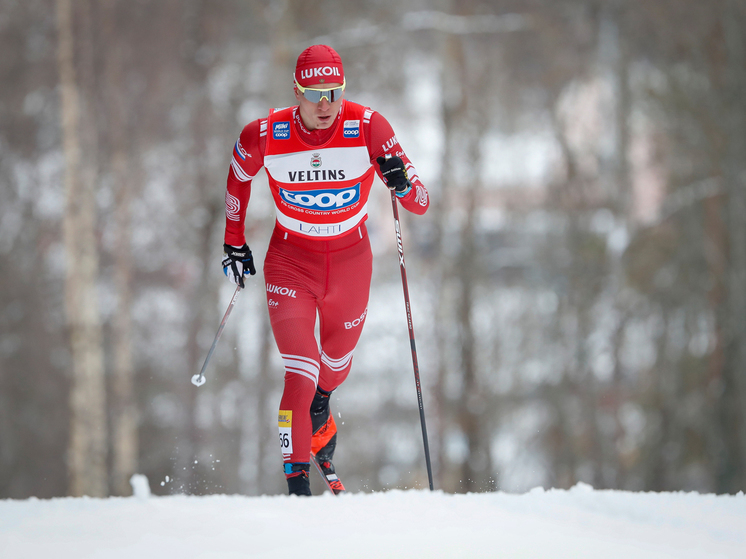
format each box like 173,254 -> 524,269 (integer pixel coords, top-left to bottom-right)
295,78 -> 346,103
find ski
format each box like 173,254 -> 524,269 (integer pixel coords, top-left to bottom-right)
311,454 -> 346,495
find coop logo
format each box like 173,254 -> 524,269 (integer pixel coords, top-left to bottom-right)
266,283 -> 297,298
343,120 -> 360,138
298,66 -> 342,80
280,183 -> 360,211
273,121 -> 291,139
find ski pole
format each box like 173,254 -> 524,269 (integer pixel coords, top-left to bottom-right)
191,284 -> 242,387
391,193 -> 435,491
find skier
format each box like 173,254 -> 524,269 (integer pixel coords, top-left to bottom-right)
221,44 -> 429,496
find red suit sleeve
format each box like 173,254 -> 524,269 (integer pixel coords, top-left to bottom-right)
224,119 -> 266,247
365,111 -> 429,215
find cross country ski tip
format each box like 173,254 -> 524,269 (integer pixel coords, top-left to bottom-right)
312,454 -> 346,495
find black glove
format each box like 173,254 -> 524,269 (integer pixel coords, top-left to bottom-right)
377,156 -> 412,197
222,243 -> 256,288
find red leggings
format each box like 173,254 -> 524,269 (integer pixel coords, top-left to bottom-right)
263,223 -> 372,465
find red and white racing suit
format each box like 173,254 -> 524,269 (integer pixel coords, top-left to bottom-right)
224,100 -> 429,469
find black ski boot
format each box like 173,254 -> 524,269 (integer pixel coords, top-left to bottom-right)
285,463 -> 311,496
310,388 -> 345,494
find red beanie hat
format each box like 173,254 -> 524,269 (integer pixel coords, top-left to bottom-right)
294,45 -> 344,87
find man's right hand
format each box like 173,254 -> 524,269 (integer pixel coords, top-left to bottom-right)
222,243 -> 256,288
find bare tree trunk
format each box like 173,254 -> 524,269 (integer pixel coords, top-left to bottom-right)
247,0 -> 297,494
439,18 -> 494,492
178,0 -> 210,493
608,7 -> 632,487
267,0 -> 297,105
438,29 -> 467,493
457,155 -> 493,492
247,311 -> 276,495
97,0 -> 139,497
431,24 -> 461,494
111,179 -> 137,496
56,0 -> 107,498
720,0 -> 746,493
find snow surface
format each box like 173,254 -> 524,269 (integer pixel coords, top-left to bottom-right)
2,481 -> 745,558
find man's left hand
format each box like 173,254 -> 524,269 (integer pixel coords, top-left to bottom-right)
377,156 -> 412,197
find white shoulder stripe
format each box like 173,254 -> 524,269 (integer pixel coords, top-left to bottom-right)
231,158 -> 254,182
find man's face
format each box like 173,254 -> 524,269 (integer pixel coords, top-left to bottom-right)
294,82 -> 345,131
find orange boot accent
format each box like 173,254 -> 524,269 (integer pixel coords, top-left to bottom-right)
310,414 -> 337,455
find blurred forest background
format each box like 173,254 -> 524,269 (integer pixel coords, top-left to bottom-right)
1,0 -> 745,499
